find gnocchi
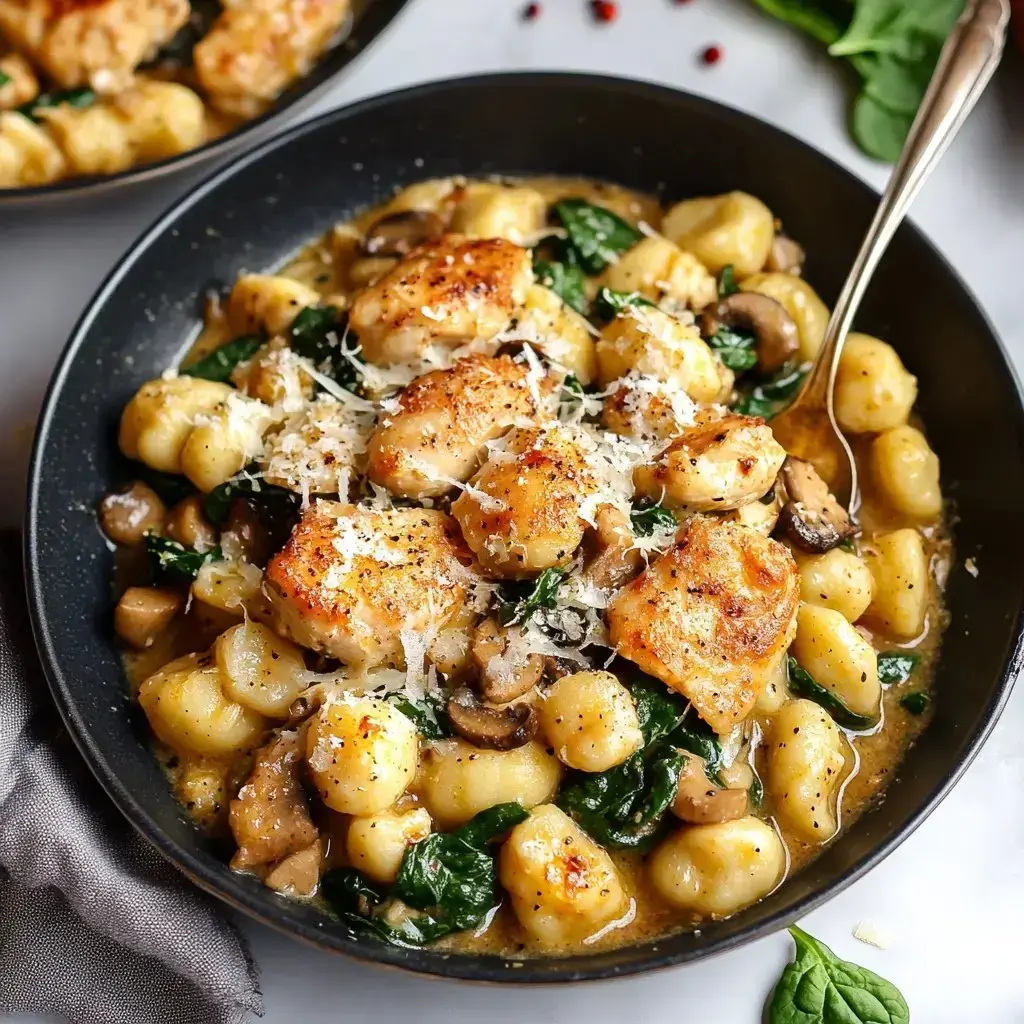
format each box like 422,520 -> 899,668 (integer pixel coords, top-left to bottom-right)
833,333 -> 918,435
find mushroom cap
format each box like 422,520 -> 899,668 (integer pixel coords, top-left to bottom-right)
362,209 -> 445,258
446,687 -> 538,751
702,292 -> 800,375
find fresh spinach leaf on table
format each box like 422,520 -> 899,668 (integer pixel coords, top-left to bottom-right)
181,335 -> 262,383
552,199 -> 641,275
768,925 -> 910,1024
144,534 -> 221,580
787,656 -> 878,731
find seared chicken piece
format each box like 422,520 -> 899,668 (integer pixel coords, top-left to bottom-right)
452,425 -> 603,579
607,517 -> 799,735
349,234 -> 533,366
366,354 -> 553,499
0,0 -> 189,92
266,502 -> 480,667
633,411 -> 786,512
194,0 -> 351,118
229,730 -> 318,870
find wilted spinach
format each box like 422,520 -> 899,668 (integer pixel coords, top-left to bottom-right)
323,803 -> 528,947
203,470 -> 299,526
533,250 -> 589,316
552,199 -> 641,275
708,326 -> 759,373
899,691 -> 930,715
181,335 -> 262,383
593,286 -> 655,321
0,71 -> 11,89
497,567 -> 566,628
732,364 -> 807,419
876,651 -> 920,686
144,534 -> 221,580
787,656 -> 877,731
629,502 -> 678,538
768,924 -> 910,1024
18,88 -> 95,121
289,306 -> 364,392
387,691 -> 451,740
718,264 -> 740,297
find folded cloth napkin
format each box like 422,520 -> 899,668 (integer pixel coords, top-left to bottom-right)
0,533 -> 263,1024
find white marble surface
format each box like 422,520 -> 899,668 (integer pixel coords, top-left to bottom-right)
4,1 -> 1024,1021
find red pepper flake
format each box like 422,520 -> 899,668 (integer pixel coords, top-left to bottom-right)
591,0 -> 618,23
522,1 -> 541,19
702,44 -> 723,65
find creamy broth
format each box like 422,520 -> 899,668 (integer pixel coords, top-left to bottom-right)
110,176 -> 948,958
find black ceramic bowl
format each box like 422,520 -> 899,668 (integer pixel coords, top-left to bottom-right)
25,73 -> 1024,982
0,0 -> 409,205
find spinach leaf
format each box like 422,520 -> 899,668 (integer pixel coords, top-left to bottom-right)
392,803 -> 528,936
0,71 -> 11,89
387,691 -> 451,740
553,199 -> 641,275
557,747 -> 684,850
708,326 -> 759,373
851,92 -> 913,163
829,0 -> 962,60
768,924 -> 910,1024
134,467 -> 195,506
321,869 -> 451,948
732,365 -> 807,419
630,502 -> 678,538
718,264 -> 740,298
899,691 -> 930,715
144,534 -> 221,580
876,651 -> 920,686
593,286 -> 655,321
203,470 -> 299,526
181,335 -> 262,383
18,88 -> 95,121
749,772 -> 765,810
788,656 -> 878,731
534,256 -> 589,316
497,567 -> 566,627
289,306 -> 363,392
750,0 -> 849,45
558,671 -> 716,849
149,0 -> 221,65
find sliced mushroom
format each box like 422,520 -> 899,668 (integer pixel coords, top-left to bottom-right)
362,209 -> 445,258
765,234 -> 806,276
223,498 -> 271,566
471,615 -> 544,704
672,751 -> 749,824
98,481 -> 166,547
579,505 -> 644,591
777,456 -> 854,553
114,586 -> 183,649
447,687 -> 538,751
542,655 -> 577,682
165,494 -> 218,552
701,292 -> 800,375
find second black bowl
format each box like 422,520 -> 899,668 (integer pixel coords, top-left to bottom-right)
25,72 -> 1024,981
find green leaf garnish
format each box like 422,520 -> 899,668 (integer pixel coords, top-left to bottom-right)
203,470 -> 299,526
180,335 -> 262,383
788,656 -> 878,731
144,534 -> 221,580
732,365 -> 807,419
386,691 -> 451,740
533,256 -> 589,316
876,651 -> 920,687
289,306 -> 364,392
552,198 -> 641,275
768,925 -> 910,1024
0,71 -> 11,89
708,326 -> 759,373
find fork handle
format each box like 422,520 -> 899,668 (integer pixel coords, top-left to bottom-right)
801,0 -> 1011,408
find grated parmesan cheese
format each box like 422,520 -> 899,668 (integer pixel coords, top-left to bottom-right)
852,920 -> 891,950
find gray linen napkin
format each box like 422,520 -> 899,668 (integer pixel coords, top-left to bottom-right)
0,535 -> 263,1024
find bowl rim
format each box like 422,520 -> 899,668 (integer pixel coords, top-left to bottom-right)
0,0 -> 410,206
24,70 -> 1024,983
